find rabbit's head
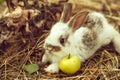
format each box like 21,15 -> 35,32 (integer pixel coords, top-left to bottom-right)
43,3 -> 89,55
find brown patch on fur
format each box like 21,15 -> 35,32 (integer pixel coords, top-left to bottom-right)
82,30 -> 97,49
83,19 -> 95,29
83,15 -> 103,29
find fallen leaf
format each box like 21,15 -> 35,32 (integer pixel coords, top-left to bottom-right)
22,63 -> 39,74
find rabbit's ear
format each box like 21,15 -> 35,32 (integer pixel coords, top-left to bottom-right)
60,3 -> 72,23
68,11 -> 89,32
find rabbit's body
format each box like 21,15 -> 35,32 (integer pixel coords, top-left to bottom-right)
42,4 -> 120,73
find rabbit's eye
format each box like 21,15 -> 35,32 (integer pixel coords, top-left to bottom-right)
59,35 -> 69,46
60,38 -> 65,45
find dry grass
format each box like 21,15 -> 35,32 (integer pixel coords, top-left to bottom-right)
0,0 -> 120,80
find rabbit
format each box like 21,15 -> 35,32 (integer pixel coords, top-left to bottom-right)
41,3 -> 120,73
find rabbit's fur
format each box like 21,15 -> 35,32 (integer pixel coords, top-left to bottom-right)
42,3 -> 120,73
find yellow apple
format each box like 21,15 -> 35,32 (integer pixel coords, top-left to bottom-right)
59,54 -> 81,75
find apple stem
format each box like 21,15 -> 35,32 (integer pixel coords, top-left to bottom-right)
68,54 -> 71,59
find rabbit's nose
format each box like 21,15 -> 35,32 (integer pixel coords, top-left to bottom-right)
45,44 -> 61,53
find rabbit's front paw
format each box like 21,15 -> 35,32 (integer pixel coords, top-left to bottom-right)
44,63 -> 59,73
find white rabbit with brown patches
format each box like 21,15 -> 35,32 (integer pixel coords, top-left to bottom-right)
42,3 -> 120,73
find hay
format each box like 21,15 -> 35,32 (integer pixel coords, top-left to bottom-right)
0,0 -> 120,80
